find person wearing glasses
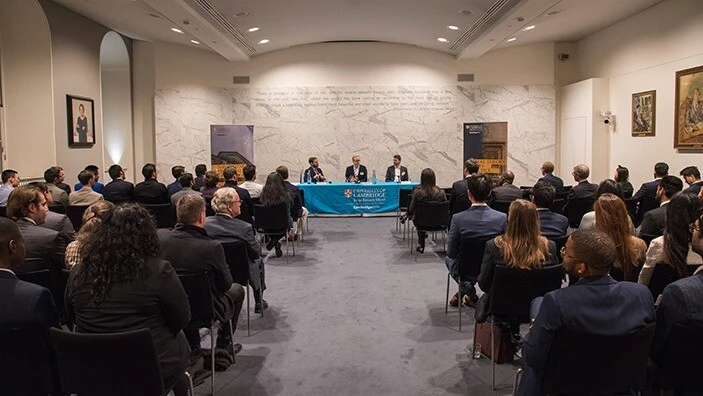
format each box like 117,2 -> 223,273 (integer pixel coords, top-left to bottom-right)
345,155 -> 368,183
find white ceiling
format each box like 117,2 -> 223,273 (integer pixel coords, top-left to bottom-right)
52,0 -> 663,61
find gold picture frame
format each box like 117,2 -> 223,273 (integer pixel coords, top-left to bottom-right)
674,65 -> 703,149
632,90 -> 655,137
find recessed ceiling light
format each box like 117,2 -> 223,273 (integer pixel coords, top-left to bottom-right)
437,37 -> 448,43
507,37 -> 517,42
547,10 -> 561,15
448,25 -> 459,30
234,11 -> 249,18
460,9 -> 473,15
258,39 -> 270,44
522,25 -> 535,31
190,40 -> 200,44
147,12 -> 161,19
171,27 -> 184,34
248,27 -> 260,32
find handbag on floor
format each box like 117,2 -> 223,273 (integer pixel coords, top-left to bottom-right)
474,322 -> 515,364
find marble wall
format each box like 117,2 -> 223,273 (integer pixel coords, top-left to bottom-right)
155,85 -> 556,187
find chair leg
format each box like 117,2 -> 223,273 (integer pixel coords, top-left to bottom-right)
285,235 -> 290,264
258,285 -> 264,318
185,371 -> 195,396
211,324 -> 216,395
513,367 -> 523,396
458,279 -> 462,332
246,283 -> 251,337
228,319 -> 235,364
472,321 -> 478,360
491,322 -> 496,391
445,273 -> 450,314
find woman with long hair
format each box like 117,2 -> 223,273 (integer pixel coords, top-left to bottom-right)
259,172 -> 293,256
65,204 -> 191,395
65,200 -> 115,268
614,165 -> 634,198
639,192 -> 703,285
406,168 -> 447,253
593,193 -> 647,281
579,179 -> 634,233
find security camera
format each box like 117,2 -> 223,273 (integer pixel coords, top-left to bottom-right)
600,111 -> 615,127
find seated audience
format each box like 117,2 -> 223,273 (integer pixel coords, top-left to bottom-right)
167,165 -> 186,198
199,171 -> 220,200
304,156 -> 326,183
259,172 -> 294,257
134,163 -> 169,204
579,179 -> 635,234
0,169 -> 20,207
193,164 -> 207,191
65,204 -> 191,395
531,181 -> 568,238
490,170 -> 522,202
566,164 -> 598,200
639,175 -> 683,237
44,166 -> 69,206
239,165 -> 263,198
614,165 -> 634,198
28,182 -> 76,241
222,166 -> 254,223
103,164 -> 135,204
385,154 -> 409,182
448,159 -> 479,215
276,166 -> 306,239
0,217 -> 59,328
638,192 -> 703,286
445,173 -> 507,307
158,194 -> 245,360
69,170 -> 104,206
406,168 -> 446,253
517,229 -> 655,396
680,165 -> 703,196
537,161 -> 564,193
203,188 -> 267,313
633,162 -> 669,201
65,200 -> 115,268
73,165 -> 104,194
170,173 -> 202,206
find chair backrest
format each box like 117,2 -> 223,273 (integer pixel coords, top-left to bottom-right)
178,272 -> 215,328
658,323 -> 703,391
251,196 -> 260,206
140,203 -> 176,229
636,198 -> 659,227
298,189 -> 306,207
236,200 -> 253,224
50,327 -> 164,396
221,240 -> 250,286
624,198 -> 639,223
16,269 -> 68,324
489,200 -> 512,214
47,204 -> 67,215
639,233 -> 659,247
489,265 -> 564,322
399,188 -> 412,210
0,325 -> 59,395
457,238 -> 490,280
565,198 -> 595,228
253,203 -> 289,231
549,198 -> 566,215
542,323 -> 655,395
413,201 -> 450,229
0,205 -> 6,218
648,263 -> 684,299
66,205 -> 89,231
549,235 -> 569,264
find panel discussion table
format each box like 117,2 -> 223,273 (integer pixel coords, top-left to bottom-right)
297,181 -> 418,215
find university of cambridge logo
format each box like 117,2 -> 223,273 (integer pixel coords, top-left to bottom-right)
344,189 -> 352,198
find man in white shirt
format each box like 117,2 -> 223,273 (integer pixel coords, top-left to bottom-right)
0,169 -> 20,207
384,154 -> 409,182
239,165 -> 263,198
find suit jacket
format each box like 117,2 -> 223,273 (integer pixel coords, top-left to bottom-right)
684,180 -> 703,196
68,186 -> 103,206
385,165 -> 409,182
47,183 -> 69,206
445,205 -> 507,270
193,176 -> 206,191
73,181 -> 104,194
170,188 -> 202,206
103,178 -> 135,204
632,179 -> 661,201
203,214 -> 264,293
0,270 -> 59,329
166,180 -> 182,198
345,165 -> 368,182
56,183 -> 71,195
538,173 -> 564,193
566,180 -> 598,200
304,166 -> 325,183
222,180 -> 254,224
638,203 -> 667,237
537,208 -> 568,238
42,210 -> 76,241
491,183 -> 523,202
134,179 -> 169,204
448,177 -> 471,215
15,218 -> 67,274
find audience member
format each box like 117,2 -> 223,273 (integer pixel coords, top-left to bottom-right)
134,163 -> 169,204
345,155 -> 368,182
304,156 -> 326,183
69,170 -> 104,206
103,164 -> 135,204
170,173 -> 202,206
0,169 -> 20,207
73,165 -> 104,194
385,154 -> 409,182
193,164 -> 207,191
578,179 -> 635,234
633,162 -> 669,201
44,167 -> 69,205
199,171 -> 220,200
239,165 -> 263,198
531,181 -> 568,238
65,203 -> 192,396
448,158 -> 479,215
537,161 -> 564,192
566,164 -> 598,200
639,175 -> 683,237
53,166 -> 71,195
158,194 -> 245,360
65,200 -> 115,268
275,165 -> 306,240
680,165 -> 703,196
638,192 -> 702,286
445,173 -> 507,307
167,165 -> 186,198
406,168 -> 446,253
222,166 -> 254,224
260,172 -> 294,257
517,229 -> 655,396
28,182 -> 76,241
490,170 -> 522,202
203,188 -> 267,313
614,165 -> 634,198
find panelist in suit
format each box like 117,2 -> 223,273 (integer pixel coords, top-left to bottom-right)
0,217 -> 59,329
69,170 -> 104,206
304,157 -> 326,183
345,155 -> 368,182
638,175 -> 683,237
632,161 -> 669,201
385,154 -> 409,182
537,161 -> 564,193
490,170 -> 523,202
134,163 -> 169,204
445,173 -> 507,307
517,229 -> 655,396
531,181 -> 568,238
44,167 -> 69,206
448,158 -> 480,216
680,165 -> 703,196
103,164 -> 135,204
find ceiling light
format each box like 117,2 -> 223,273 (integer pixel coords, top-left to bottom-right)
147,12 -> 161,19
248,27 -> 260,32
507,37 -> 517,42
171,27 -> 184,34
234,11 -> 249,18
437,37 -> 448,43
547,10 -> 561,15
258,39 -> 270,44
190,40 -> 200,44
448,25 -> 459,30
522,25 -> 535,31
460,9 -> 473,15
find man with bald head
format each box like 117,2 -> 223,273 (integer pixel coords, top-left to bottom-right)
491,170 -> 523,202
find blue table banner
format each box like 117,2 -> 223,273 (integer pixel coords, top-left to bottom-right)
298,182 -> 418,215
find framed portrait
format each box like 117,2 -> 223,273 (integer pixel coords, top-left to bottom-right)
632,90 -> 655,137
66,94 -> 95,148
674,65 -> 703,149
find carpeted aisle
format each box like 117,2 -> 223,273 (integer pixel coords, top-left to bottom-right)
199,217 -> 520,395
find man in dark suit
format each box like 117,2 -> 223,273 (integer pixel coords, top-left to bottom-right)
103,164 -> 135,204
158,194 -> 245,356
537,161 -> 564,193
0,217 -> 59,329
29,182 -> 76,241
167,165 -> 186,198
134,163 -> 169,204
517,229 -> 655,396
345,155 -> 368,182
44,167 -> 69,206
445,173 -> 507,307
385,154 -> 409,182
632,161 -> 669,201
222,166 -> 254,224
193,164 -> 207,191
532,181 -> 568,238
566,164 -> 598,200
680,165 -> 703,196
304,157 -> 326,183
639,175 -> 683,237
204,187 -> 267,313
448,158 -> 480,215
490,170 -> 523,202
276,166 -> 306,238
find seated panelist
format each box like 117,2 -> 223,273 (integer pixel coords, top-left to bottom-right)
385,154 -> 409,182
345,155 -> 368,183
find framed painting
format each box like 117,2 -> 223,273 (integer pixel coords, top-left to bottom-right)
66,94 -> 95,148
674,65 -> 703,149
632,90 -> 655,137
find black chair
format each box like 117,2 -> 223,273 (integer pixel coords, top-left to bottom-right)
221,240 -> 263,336
549,235 -> 569,264
478,265 -> 564,390
0,206 -> 6,218
397,188 -> 412,236
410,201 -> 449,259
50,327 -> 192,396
489,200 -> 513,215
539,323 -> 655,395
624,198 -> 639,224
520,187 -> 532,200
548,198 -> 566,215
17,268 -> 70,327
254,203 -> 294,263
141,203 -> 176,229
47,204 -> 67,215
563,197 -> 595,228
639,233 -> 659,247
179,272 -> 232,395
447,237 -> 490,332
636,198 -> 659,227
657,323 -> 703,393
66,205 -> 89,231
0,325 -> 59,395
647,263 -> 698,299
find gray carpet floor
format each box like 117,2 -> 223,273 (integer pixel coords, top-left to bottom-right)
197,217 -> 522,395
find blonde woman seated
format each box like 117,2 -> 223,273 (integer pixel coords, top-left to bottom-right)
476,199 -> 558,326
65,200 -> 115,268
